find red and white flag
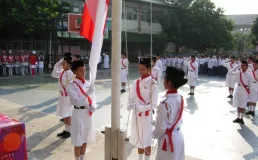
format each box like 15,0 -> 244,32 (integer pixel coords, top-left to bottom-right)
80,0 -> 110,83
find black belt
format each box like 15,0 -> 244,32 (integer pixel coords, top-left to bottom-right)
189,70 -> 194,72
121,68 -> 126,69
74,106 -> 85,109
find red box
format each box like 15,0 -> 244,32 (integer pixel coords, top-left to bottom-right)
0,114 -> 27,160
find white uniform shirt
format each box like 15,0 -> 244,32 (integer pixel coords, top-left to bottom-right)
151,66 -> 161,84
51,60 -> 74,95
208,58 -> 213,68
121,58 -> 129,72
156,59 -> 163,73
228,66 -> 252,89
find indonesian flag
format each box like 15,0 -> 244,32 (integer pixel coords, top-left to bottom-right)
80,0 -> 110,83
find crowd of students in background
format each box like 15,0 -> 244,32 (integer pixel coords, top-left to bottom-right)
159,54 -> 258,77
0,49 -> 44,76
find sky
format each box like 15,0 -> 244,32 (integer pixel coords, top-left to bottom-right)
211,0 -> 258,15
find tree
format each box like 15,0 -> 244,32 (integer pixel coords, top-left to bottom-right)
0,0 -> 71,40
159,0 -> 234,52
232,33 -> 255,51
251,16 -> 258,45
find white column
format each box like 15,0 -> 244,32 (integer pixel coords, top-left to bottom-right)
111,0 -> 122,159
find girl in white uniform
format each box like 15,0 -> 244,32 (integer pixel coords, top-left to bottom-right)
127,57 -> 159,160
152,66 -> 187,160
67,60 -> 96,160
223,56 -> 237,99
38,52 -> 44,75
51,53 -> 74,138
229,60 -> 252,124
246,59 -> 258,117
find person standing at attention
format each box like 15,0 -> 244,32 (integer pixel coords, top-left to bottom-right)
229,60 -> 252,124
127,57 -> 159,160
121,53 -> 129,93
67,60 -> 96,160
187,55 -> 198,95
152,66 -> 187,160
51,53 -> 75,138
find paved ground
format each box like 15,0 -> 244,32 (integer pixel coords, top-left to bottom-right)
0,68 -> 257,160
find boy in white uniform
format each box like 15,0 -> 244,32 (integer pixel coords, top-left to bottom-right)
67,60 -> 96,160
127,57 -> 159,160
187,55 -> 198,95
152,66 -> 187,160
246,59 -> 258,117
229,60 -> 252,124
121,53 -> 129,93
51,53 -> 74,138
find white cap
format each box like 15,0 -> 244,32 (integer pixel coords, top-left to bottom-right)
8,50 -> 12,54
32,51 -> 36,54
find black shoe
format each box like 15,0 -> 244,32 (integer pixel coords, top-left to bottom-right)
191,93 -> 195,96
233,118 -> 241,123
251,111 -> 255,117
246,111 -> 252,115
120,89 -> 126,93
239,119 -> 245,125
62,131 -> 71,139
60,118 -> 64,122
227,95 -> 233,98
57,130 -> 66,137
188,92 -> 191,95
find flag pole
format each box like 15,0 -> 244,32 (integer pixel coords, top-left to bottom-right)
111,0 -> 122,159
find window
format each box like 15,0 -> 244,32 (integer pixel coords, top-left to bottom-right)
73,7 -> 79,13
141,9 -> 149,22
123,7 -> 138,20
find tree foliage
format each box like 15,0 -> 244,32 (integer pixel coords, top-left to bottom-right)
232,33 -> 255,51
251,16 -> 258,45
160,0 -> 234,52
0,0 -> 71,40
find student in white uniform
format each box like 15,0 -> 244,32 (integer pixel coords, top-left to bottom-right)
151,56 -> 161,85
187,55 -> 198,95
38,52 -> 44,75
152,66 -> 187,160
103,52 -> 110,69
229,60 -> 252,124
223,56 -> 237,98
67,60 -> 96,160
246,59 -> 258,117
121,53 -> 129,93
51,53 -> 74,138
127,57 -> 159,160
156,55 -> 163,73
248,56 -> 254,70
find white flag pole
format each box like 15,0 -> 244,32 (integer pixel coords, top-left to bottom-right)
111,0 -> 122,159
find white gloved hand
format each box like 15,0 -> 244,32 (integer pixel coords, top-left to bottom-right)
89,105 -> 96,113
152,121 -> 156,126
87,84 -> 95,95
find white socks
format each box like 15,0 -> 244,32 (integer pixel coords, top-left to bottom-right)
139,154 -> 144,160
138,154 -> 150,160
145,155 -> 150,160
80,155 -> 84,160
67,126 -> 71,132
75,157 -> 80,160
229,90 -> 233,95
65,124 -> 68,131
238,113 -> 243,119
122,86 -> 125,90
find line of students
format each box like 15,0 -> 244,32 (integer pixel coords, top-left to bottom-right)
52,53 -> 187,160
0,49 -> 44,76
225,56 -> 257,124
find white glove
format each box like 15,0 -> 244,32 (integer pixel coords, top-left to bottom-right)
89,105 -> 96,113
152,121 -> 156,126
127,103 -> 136,111
87,84 -> 95,95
